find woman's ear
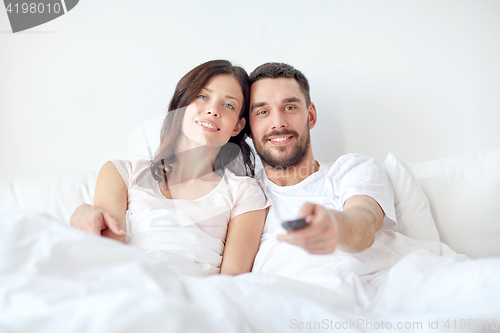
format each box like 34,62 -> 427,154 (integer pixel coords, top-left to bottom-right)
231,117 -> 246,137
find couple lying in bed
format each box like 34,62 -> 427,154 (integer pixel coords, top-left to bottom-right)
71,60 -> 397,277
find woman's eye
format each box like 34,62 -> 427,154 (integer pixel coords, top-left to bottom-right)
198,94 -> 208,100
257,110 -> 268,115
224,103 -> 234,110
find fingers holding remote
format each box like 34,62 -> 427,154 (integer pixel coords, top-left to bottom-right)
277,203 -> 337,254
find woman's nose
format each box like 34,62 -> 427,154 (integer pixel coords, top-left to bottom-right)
206,109 -> 218,117
205,104 -> 221,117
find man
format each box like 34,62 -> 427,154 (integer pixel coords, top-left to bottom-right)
71,62 -> 396,255
246,63 -> 396,255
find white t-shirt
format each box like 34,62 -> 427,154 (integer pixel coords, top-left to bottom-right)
254,153 -> 397,244
110,159 -> 270,276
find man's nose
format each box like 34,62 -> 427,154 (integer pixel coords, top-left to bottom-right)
271,112 -> 286,130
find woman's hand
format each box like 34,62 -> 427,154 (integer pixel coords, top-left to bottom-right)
71,161 -> 128,242
70,203 -> 125,237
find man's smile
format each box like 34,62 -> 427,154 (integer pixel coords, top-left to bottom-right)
268,135 -> 293,146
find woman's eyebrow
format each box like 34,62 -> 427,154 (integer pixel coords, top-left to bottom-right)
202,87 -> 238,101
225,95 -> 238,101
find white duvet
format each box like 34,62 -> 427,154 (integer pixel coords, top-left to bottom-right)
124,209 -> 224,277
1,209 -> 499,333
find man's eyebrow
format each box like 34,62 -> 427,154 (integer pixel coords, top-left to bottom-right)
283,97 -> 301,104
202,87 -> 238,101
250,102 -> 267,111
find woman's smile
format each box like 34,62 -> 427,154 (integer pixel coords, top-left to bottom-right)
195,119 -> 220,132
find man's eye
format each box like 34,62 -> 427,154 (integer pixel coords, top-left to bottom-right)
198,95 -> 208,100
257,110 -> 268,115
285,106 -> 296,111
224,103 -> 234,110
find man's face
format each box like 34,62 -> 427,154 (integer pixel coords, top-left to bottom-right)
249,78 -> 316,169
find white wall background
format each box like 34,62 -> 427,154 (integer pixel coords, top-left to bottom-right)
1,0 -> 499,173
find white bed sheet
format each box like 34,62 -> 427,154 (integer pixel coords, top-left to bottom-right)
1,209 -> 499,333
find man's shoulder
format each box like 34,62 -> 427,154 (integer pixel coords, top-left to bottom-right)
320,153 -> 382,181
326,153 -> 379,170
331,152 -> 376,164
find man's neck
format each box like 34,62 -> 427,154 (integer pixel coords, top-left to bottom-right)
264,153 -> 319,186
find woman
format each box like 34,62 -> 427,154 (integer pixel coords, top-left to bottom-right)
94,60 -> 269,276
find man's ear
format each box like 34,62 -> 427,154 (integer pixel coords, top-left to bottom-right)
231,117 -> 246,137
308,102 -> 317,129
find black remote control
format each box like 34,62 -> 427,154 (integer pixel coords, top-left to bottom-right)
282,218 -> 308,232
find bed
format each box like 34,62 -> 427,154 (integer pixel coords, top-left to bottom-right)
1,143 -> 499,332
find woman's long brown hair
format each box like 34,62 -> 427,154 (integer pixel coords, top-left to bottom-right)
150,60 -> 254,184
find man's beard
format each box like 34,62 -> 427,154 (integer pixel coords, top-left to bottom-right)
254,125 -> 311,169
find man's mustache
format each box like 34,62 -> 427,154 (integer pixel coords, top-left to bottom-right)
262,129 -> 300,144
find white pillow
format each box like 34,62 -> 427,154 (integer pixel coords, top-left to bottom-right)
0,170 -> 98,225
383,153 -> 440,242
128,113 -> 165,160
409,147 -> 500,258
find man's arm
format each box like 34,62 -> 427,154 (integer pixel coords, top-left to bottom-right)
276,195 -> 384,254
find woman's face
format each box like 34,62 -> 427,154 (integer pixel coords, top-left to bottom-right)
180,74 -> 245,148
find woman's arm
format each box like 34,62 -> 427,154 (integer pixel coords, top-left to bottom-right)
219,208 -> 267,275
93,161 -> 128,242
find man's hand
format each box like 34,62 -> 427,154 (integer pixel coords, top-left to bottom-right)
277,203 -> 338,254
70,203 -> 125,237
277,196 -> 384,254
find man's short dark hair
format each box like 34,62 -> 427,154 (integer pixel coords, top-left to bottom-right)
249,62 -> 311,106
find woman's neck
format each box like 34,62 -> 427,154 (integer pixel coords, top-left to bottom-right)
168,135 -> 224,184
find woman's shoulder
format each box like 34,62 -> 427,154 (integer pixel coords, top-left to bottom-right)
223,169 -> 264,193
222,169 -> 270,215
109,158 -> 151,170
108,159 -> 153,184
223,168 -> 256,182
